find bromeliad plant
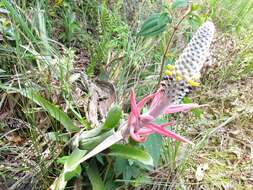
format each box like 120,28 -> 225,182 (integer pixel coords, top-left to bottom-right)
51,20 -> 215,189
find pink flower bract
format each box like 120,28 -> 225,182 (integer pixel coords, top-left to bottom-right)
128,88 -> 203,144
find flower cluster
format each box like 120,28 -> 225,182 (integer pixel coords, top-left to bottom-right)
128,21 -> 215,143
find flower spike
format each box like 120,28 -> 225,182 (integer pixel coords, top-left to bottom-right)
127,21 -> 215,143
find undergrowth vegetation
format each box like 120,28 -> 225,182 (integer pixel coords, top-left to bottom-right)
0,0 -> 252,189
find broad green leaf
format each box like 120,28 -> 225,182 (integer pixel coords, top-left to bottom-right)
143,134 -> 163,167
57,156 -> 69,165
78,130 -> 123,163
140,26 -> 165,37
103,105 -> 122,130
114,158 -> 141,182
123,165 -> 140,181
124,166 -> 132,181
113,158 -> 128,176
138,13 -> 171,37
159,12 -> 171,25
139,14 -> 160,34
172,0 -> 188,9
79,129 -> 115,150
109,144 -> 154,166
78,126 -> 103,140
64,148 -> 87,173
64,165 -> 81,181
86,160 -> 106,190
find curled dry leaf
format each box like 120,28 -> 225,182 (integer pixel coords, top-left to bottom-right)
86,80 -> 116,127
71,73 -> 116,128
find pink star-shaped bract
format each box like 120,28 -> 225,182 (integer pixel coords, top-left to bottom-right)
128,88 -> 204,144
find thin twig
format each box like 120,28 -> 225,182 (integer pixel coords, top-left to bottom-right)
156,6 -> 192,90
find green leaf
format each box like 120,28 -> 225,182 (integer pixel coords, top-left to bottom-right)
103,105 -> 122,130
114,158 -> 141,182
64,148 -> 87,173
159,12 -> 171,25
79,129 -> 114,150
114,158 -> 128,176
109,144 -> 154,166
51,148 -> 87,190
86,160 -> 106,190
22,89 -> 80,132
64,165 -> 81,181
139,14 -> 160,34
138,13 -> 171,37
0,86 -> 80,132
57,156 -> 69,165
143,134 -> 163,167
124,166 -> 132,181
172,0 -> 188,9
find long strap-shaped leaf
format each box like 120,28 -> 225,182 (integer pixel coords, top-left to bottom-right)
0,85 -> 80,132
78,125 -> 126,163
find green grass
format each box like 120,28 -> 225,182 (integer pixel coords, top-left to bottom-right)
0,0 -> 253,189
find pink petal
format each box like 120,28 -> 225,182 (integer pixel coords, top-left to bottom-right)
130,124 -> 146,142
165,104 -> 206,114
136,121 -> 176,135
160,121 -> 176,128
136,90 -> 161,110
146,123 -> 193,144
150,89 -> 163,108
140,114 -> 154,123
130,89 -> 140,118
136,128 -> 153,135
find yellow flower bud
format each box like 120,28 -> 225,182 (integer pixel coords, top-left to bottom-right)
165,70 -> 173,76
187,79 -> 200,87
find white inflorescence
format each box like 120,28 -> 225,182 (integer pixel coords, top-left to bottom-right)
163,21 -> 215,104
174,21 -> 215,81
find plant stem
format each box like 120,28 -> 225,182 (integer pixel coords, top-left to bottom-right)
156,6 -> 192,90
